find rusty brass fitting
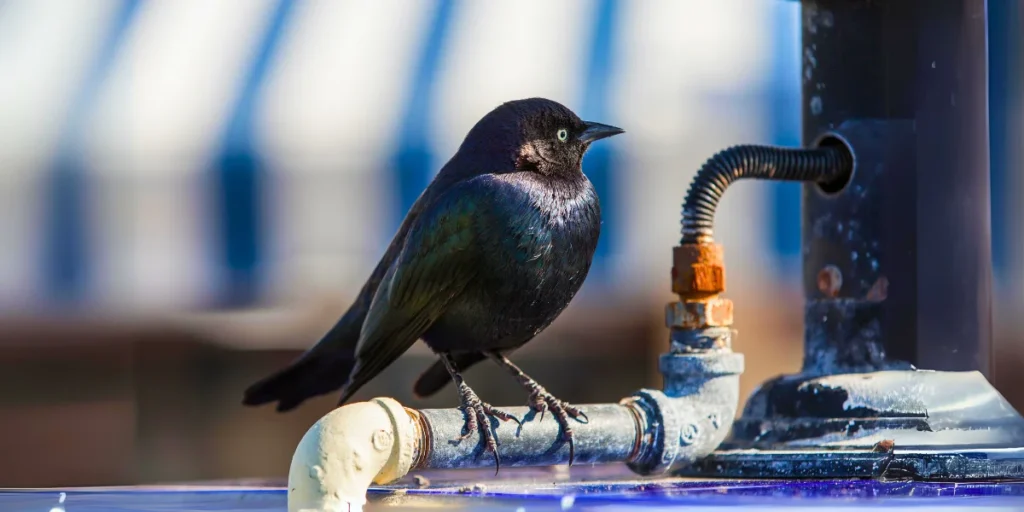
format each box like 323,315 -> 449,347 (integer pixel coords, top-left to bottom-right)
671,243 -> 726,301
668,243 -> 734,332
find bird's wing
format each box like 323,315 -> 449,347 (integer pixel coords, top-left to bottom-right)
337,176 -> 500,404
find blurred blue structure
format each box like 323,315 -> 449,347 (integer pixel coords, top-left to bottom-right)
577,0 -> 621,282
1,0 -> 1017,320
390,0 -> 457,241
766,1 -> 802,274
989,0 -> 1022,295
210,0 -> 296,306
43,0 -> 141,304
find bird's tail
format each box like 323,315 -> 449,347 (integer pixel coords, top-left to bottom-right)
243,352 -> 355,412
242,316 -> 360,412
413,352 -> 487,399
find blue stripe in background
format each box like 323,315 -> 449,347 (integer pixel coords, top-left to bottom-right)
767,1 -> 802,275
988,0 -> 1019,284
580,0 -> 621,284
211,0 -> 297,307
43,0 -> 143,305
389,0 -> 458,237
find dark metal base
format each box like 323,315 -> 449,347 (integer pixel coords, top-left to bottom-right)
679,447 -> 1024,481
678,370 -> 1024,480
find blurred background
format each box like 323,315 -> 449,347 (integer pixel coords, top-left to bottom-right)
0,0 -> 1020,487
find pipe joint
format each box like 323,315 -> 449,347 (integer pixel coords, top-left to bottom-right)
626,345 -> 743,475
625,389 -> 689,475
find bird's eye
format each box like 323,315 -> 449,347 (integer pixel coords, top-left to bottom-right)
556,128 -> 568,142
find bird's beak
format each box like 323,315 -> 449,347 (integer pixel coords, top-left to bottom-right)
578,121 -> 624,143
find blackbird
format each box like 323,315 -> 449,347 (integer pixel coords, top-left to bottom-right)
243,97 -> 623,468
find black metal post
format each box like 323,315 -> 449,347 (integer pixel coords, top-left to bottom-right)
682,0 -> 1024,480
801,0 -> 993,376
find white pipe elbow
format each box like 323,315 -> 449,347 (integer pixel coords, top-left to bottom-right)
287,397 -> 418,512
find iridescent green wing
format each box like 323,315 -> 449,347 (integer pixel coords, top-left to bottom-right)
337,176 -> 499,402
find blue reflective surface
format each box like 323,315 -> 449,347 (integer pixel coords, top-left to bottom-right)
5,471 -> 1024,511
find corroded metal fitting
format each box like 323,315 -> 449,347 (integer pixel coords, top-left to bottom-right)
671,243 -> 726,300
665,298 -> 734,330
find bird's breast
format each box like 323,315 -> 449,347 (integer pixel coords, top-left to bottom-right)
484,174 -> 601,310
424,173 -> 601,351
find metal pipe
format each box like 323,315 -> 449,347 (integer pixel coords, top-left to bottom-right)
412,404 -> 639,470
410,346 -> 743,474
680,144 -> 851,244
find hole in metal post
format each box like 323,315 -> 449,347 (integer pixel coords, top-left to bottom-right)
814,134 -> 855,196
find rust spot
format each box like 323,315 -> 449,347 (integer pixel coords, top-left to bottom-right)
665,298 -> 734,329
709,299 -> 734,325
872,439 -> 895,453
817,265 -> 843,297
672,243 -> 726,300
866,276 -> 888,302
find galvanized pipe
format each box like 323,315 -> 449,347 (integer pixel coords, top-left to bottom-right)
408,345 -> 744,475
412,403 -> 639,470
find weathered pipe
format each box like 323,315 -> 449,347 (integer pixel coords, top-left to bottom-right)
413,403 -> 637,470
287,344 -> 743,512
414,348 -> 743,474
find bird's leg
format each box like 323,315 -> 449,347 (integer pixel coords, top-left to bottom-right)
486,352 -> 588,466
440,352 -> 519,473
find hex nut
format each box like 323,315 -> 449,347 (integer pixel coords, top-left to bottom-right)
665,298 -> 734,329
671,243 -> 726,299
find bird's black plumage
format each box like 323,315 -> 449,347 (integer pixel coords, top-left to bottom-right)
243,97 -> 622,465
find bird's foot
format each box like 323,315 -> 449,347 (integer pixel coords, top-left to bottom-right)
455,382 -> 519,473
484,352 -> 588,466
525,385 -> 589,466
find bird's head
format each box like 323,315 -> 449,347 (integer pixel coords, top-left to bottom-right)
458,98 -> 624,177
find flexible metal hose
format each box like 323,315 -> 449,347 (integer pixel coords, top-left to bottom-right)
680,144 -> 853,244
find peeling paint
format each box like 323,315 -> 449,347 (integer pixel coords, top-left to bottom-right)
810,96 -> 823,116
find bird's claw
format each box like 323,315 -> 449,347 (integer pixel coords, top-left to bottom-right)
526,386 -> 587,466
455,383 -> 518,474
